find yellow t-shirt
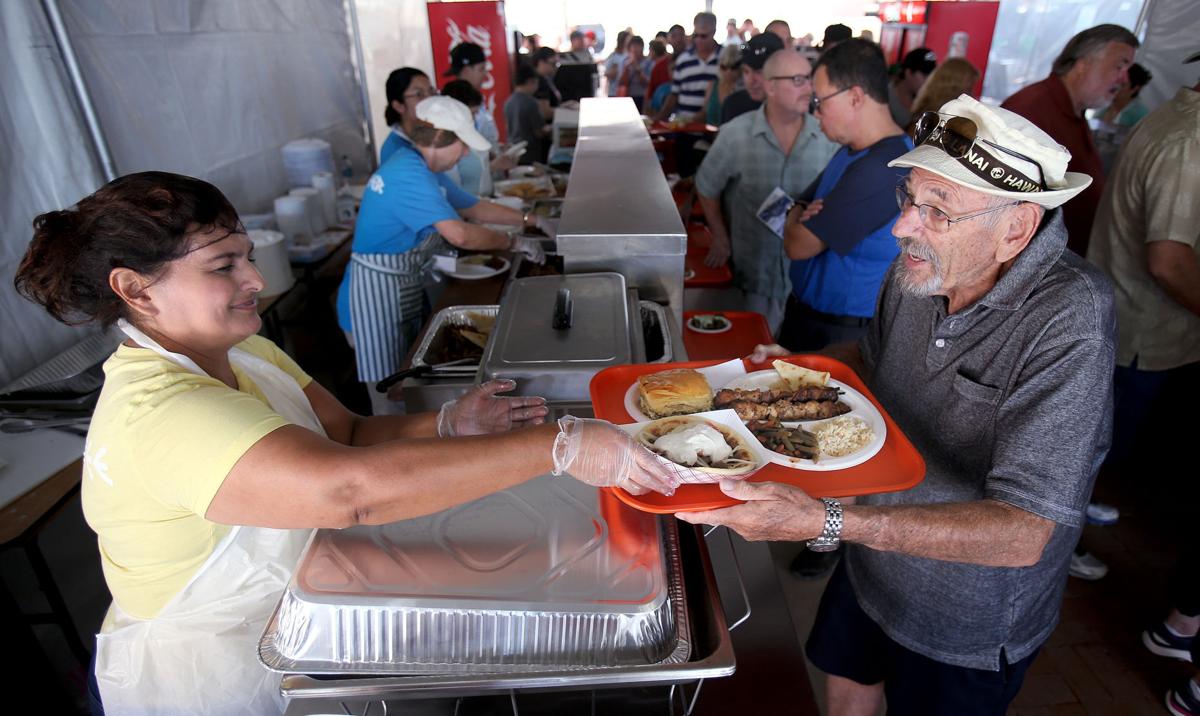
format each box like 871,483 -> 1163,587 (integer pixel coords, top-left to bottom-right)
82,335 -> 312,619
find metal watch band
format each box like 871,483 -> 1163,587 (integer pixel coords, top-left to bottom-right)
806,497 -> 843,552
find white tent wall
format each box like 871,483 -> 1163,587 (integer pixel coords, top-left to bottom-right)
1134,0 -> 1200,114
1,0 -> 374,387
0,1 -> 107,388
57,0 -> 372,213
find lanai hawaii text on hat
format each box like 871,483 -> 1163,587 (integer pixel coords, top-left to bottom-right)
889,95 -> 1093,209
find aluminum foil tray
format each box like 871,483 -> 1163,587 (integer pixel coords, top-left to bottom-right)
259,476 -> 690,675
409,305 -> 498,372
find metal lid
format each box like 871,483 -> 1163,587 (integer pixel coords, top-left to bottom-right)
490,273 -> 631,367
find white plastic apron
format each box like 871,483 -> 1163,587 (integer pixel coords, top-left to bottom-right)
94,321 -> 325,715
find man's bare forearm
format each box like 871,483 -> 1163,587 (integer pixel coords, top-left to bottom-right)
842,499 -> 1054,567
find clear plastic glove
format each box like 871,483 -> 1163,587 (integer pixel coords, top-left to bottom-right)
437,380 -> 549,437
509,233 -> 546,264
748,343 -> 790,364
490,153 -> 518,173
534,216 -> 558,240
550,416 -> 681,496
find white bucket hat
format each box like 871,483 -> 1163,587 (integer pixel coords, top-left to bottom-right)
415,96 -> 492,152
889,95 -> 1092,209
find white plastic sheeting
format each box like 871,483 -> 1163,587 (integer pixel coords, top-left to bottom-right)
1135,0 -> 1200,114
0,1 -> 106,388
981,0 -> 1146,104
1,0 -> 372,387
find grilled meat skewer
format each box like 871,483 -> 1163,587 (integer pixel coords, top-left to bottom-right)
714,386 -> 841,407
728,398 -> 852,422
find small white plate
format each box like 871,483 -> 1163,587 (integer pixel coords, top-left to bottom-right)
616,409 -> 768,484
720,370 -> 886,471
683,268 -> 696,280
687,315 -> 732,334
443,256 -> 510,281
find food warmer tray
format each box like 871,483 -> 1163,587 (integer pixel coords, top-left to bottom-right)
409,305 -> 498,374
275,522 -> 735,701
259,476 -> 691,675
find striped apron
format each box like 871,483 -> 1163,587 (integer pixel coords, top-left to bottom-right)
346,236 -> 437,382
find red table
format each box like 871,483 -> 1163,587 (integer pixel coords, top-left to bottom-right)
682,311 -> 773,360
648,120 -> 719,136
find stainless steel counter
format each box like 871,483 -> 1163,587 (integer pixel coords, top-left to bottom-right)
557,98 -> 687,328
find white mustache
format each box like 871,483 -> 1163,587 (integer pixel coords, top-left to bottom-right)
897,236 -> 937,263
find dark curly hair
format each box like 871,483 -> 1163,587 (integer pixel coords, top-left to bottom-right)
14,171 -> 242,327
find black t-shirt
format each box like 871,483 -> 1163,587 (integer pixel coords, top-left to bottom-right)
720,90 -> 761,125
535,76 -> 561,108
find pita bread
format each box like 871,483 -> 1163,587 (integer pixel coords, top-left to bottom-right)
773,360 -> 829,390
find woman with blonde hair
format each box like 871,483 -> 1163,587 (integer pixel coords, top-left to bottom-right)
702,43 -> 745,125
907,58 -> 981,128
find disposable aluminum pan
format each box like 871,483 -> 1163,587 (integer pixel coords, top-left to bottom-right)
259,475 -> 690,675
409,305 -> 498,374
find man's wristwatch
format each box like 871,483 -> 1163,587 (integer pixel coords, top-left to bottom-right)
806,497 -> 843,552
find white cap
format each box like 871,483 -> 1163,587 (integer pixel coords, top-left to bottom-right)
415,96 -> 492,152
889,95 -> 1092,209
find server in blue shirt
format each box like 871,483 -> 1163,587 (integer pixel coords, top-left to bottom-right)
337,97 -> 546,413
380,67 -> 434,166
782,39 -> 911,351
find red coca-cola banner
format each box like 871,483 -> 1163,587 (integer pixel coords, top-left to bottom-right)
427,1 -> 511,142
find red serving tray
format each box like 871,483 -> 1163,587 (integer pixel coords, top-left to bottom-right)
590,355 -> 926,513
684,246 -> 732,288
682,311 -> 772,361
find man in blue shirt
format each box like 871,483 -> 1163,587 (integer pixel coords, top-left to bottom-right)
780,39 -> 911,352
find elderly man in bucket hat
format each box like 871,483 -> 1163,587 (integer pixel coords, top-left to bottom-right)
678,95 -> 1116,715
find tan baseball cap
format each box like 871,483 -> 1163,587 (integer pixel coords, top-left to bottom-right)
889,95 -> 1092,209
415,96 -> 492,152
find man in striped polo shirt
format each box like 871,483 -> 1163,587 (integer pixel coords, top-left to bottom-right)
654,12 -> 720,123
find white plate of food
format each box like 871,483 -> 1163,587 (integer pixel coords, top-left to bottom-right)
716,366 -> 886,471
686,314 -> 732,334
443,255 -> 510,281
618,410 -> 767,484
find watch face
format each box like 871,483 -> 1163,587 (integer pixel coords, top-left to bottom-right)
807,540 -> 839,553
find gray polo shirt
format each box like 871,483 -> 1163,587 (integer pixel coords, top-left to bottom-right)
850,209 -> 1116,670
695,106 -> 837,300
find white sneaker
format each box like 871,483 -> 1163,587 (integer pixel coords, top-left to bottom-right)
1085,502 -> 1120,525
1069,551 -> 1109,580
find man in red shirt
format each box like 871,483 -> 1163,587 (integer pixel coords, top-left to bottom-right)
1001,24 -> 1138,255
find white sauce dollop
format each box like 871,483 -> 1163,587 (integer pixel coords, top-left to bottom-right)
653,424 -> 733,466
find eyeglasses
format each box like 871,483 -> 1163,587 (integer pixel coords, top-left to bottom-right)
404,88 -> 436,100
768,73 -> 812,87
808,86 -> 851,114
895,183 -> 1020,233
911,112 -> 1048,191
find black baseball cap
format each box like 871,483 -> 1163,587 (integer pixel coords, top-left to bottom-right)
445,42 -> 486,76
821,24 -> 852,46
901,47 -> 937,75
531,47 -> 558,65
738,32 -> 785,70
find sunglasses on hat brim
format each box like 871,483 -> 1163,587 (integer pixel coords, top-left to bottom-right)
911,112 -> 1048,191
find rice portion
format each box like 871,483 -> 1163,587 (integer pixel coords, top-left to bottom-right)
811,416 -> 874,457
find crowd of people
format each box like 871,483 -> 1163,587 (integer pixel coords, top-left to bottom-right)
12,9 -> 1198,715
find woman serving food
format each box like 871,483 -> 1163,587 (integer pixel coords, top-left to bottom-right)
14,171 -> 677,715
336,95 -> 552,413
